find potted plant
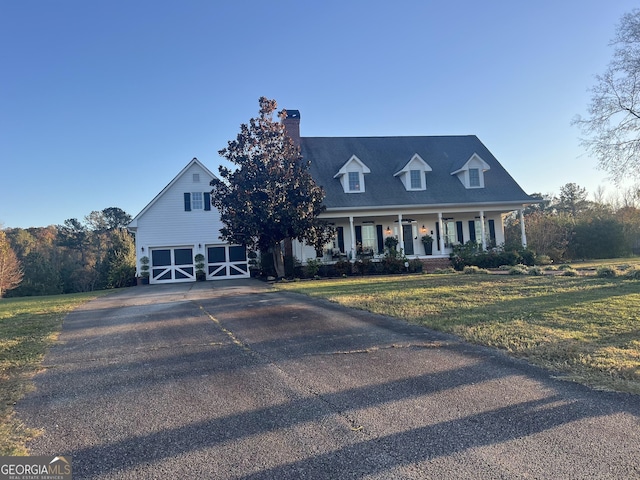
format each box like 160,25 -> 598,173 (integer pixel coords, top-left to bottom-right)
195,253 -> 206,281
384,236 -> 399,257
139,256 -> 150,284
421,234 -> 433,255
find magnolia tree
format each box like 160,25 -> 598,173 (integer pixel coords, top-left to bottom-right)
211,97 -> 334,277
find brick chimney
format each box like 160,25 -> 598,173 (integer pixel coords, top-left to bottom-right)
282,109 -> 301,146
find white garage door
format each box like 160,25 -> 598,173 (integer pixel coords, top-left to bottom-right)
149,245 -> 249,284
150,247 -> 195,284
206,244 -> 249,280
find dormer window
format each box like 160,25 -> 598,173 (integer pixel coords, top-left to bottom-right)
451,153 -> 490,189
334,155 -> 370,193
410,170 -> 422,189
348,171 -> 361,191
394,154 -> 432,191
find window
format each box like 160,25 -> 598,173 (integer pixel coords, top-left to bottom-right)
469,168 -> 480,187
444,221 -> 457,247
193,173 -> 200,182
348,172 -> 360,191
409,170 -> 422,189
361,225 -> 376,251
191,192 -> 204,210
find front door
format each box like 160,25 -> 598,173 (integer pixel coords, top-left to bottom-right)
402,225 -> 414,255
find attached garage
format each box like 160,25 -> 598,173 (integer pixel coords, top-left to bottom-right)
149,244 -> 249,284
129,158 -> 251,285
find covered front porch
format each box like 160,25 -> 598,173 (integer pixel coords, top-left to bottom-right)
292,206 -> 528,264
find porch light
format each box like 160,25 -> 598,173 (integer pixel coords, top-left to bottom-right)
420,225 -> 426,233
141,247 -> 144,253
386,226 -> 391,234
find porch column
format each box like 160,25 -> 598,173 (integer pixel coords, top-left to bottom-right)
348,216 -> 356,260
438,212 -> 445,253
397,213 -> 403,251
520,209 -> 528,247
479,210 -> 487,251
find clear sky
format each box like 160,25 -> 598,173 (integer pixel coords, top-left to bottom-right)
1,1 -> 637,229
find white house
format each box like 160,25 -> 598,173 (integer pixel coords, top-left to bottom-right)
129,110 -> 534,283
128,158 -> 249,283
283,110 -> 534,265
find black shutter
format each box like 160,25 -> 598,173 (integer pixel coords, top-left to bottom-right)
488,219 -> 496,247
376,225 -> 384,254
337,227 -> 344,253
468,221 -> 476,243
456,221 -> 464,244
355,226 -> 362,250
435,222 -> 440,250
204,192 -> 211,211
184,193 -> 191,211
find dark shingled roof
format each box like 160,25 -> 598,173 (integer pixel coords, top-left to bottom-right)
300,135 -> 534,210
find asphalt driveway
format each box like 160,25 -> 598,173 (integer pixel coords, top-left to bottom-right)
18,280 -> 640,479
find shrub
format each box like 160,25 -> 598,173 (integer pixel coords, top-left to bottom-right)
333,260 -> 352,276
304,258 -> 323,278
536,255 -> 552,266
527,266 -> 544,276
596,266 -> 618,278
562,268 -> 578,276
433,267 -> 457,274
407,259 -> 424,273
508,265 -> 529,275
624,266 -> 640,280
463,265 -> 489,274
381,256 -> 405,274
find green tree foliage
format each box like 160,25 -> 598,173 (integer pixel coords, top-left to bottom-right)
557,183 -> 591,217
211,97 -> 334,277
574,9 -> 640,183
4,207 -> 135,297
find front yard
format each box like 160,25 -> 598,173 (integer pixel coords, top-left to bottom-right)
276,271 -> 640,395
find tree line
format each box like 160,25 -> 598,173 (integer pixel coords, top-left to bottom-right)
505,183 -> 640,262
0,207 -> 136,298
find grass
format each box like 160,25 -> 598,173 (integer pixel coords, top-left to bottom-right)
276,271 -> 640,395
0,291 -> 109,455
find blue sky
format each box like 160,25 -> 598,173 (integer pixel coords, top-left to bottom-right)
1,1 -> 637,229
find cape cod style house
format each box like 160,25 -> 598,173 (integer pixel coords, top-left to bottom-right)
129,110 -> 534,283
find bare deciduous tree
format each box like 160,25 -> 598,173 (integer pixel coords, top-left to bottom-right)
0,230 -> 23,298
574,10 -> 640,183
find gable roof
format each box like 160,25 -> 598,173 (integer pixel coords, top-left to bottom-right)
301,135 -> 534,210
128,157 -> 217,230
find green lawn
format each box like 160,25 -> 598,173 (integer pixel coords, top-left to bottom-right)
276,272 -> 640,395
0,292 -> 109,455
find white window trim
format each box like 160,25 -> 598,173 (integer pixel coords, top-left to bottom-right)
393,153 -> 432,191
334,155 -> 370,193
191,192 -> 204,210
451,153 -> 490,189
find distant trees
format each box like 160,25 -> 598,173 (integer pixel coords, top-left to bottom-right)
0,229 -> 23,298
3,207 -> 135,297
211,97 -> 333,277
506,182 -> 640,262
574,9 -> 640,183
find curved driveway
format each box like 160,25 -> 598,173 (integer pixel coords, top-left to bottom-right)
18,280 -> 640,479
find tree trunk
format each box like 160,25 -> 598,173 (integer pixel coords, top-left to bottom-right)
271,242 -> 285,278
